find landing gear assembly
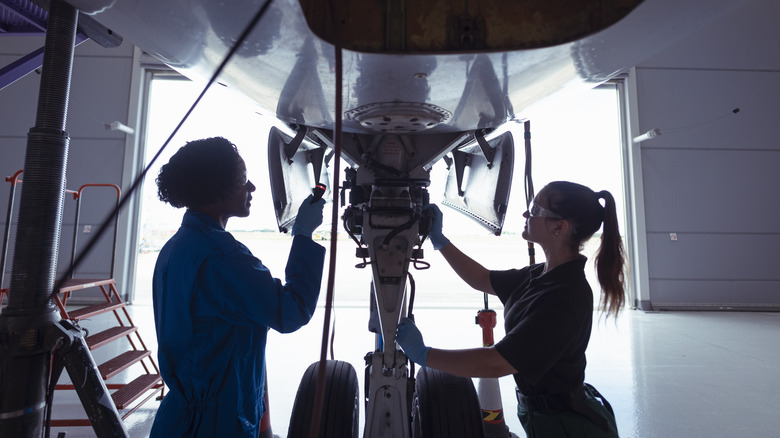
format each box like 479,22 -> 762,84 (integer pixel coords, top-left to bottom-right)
269,120 -> 515,437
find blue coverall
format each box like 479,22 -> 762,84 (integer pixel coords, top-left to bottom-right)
149,210 -> 325,437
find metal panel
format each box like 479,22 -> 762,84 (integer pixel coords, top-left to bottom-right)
442,130 -> 514,235
267,126 -> 332,232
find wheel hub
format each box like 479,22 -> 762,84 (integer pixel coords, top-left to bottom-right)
345,102 -> 451,133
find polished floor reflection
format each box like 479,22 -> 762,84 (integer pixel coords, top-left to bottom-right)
46,304 -> 780,438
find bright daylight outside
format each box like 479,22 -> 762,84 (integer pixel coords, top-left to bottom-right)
131,75 -> 627,435
134,76 -> 626,312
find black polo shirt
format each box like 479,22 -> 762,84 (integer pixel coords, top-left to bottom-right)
491,257 -> 593,396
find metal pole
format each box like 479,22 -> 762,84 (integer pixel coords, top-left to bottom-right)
0,0 -> 77,433
0,1 -> 127,436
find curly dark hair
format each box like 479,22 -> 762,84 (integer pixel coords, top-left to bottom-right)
156,137 -> 243,209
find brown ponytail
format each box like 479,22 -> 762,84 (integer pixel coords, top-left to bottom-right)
545,182 -> 627,317
594,190 -> 626,318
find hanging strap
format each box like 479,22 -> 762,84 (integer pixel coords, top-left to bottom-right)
569,383 -> 612,432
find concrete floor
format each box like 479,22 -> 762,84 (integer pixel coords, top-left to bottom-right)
37,236 -> 780,437
44,305 -> 780,438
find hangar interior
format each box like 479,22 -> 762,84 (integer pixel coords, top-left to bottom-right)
1,0 -> 779,437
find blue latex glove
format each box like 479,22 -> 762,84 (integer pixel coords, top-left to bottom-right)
291,195 -> 325,238
396,317 -> 431,368
424,204 -> 450,250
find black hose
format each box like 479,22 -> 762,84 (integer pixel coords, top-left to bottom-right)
381,212 -> 419,247
523,120 -> 536,264
309,1 -> 346,436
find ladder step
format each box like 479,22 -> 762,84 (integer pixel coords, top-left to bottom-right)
86,326 -> 137,350
67,301 -> 125,320
99,350 -> 152,379
58,277 -> 115,292
48,275 -> 161,421
112,374 -> 163,409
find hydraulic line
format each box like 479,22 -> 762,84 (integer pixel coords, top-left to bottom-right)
381,211 -> 419,247
308,0 -> 345,434
406,272 -> 417,380
523,120 -> 535,264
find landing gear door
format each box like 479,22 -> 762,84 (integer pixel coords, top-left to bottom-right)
442,130 -> 514,236
268,126 -> 331,233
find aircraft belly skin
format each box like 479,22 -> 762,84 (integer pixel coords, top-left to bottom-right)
66,0 -> 748,134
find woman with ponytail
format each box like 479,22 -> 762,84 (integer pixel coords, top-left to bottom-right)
396,181 -> 625,437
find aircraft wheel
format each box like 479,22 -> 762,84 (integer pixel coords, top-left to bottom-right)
412,367 -> 485,438
288,359 -> 360,438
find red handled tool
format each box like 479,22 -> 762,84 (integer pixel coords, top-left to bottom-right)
311,183 -> 326,203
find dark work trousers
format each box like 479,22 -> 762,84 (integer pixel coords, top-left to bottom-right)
517,384 -> 619,438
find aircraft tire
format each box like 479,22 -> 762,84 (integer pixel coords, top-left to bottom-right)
288,359 -> 360,438
412,367 -> 486,438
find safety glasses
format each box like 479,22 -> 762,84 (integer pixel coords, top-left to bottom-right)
528,201 -> 562,219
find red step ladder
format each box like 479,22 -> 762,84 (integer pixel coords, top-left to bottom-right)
1,171 -> 164,427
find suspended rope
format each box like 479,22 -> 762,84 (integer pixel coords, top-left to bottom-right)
523,120 -> 536,265
308,0 -> 344,435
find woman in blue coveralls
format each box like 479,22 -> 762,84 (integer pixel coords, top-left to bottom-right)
396,181 -> 625,437
150,137 -> 326,437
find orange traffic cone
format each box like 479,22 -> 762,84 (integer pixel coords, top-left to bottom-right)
476,309 -> 512,438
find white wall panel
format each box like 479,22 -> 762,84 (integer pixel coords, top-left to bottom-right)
0,137 -> 27,176
0,139 -> 29,289
0,34 -> 135,301
0,35 -> 46,54
649,279 -> 780,310
68,53 -> 134,137
635,69 -> 780,151
640,0 -> 780,71
0,55 -> 40,137
65,138 -> 126,186
633,0 -> 780,309
646,233 -> 780,280
641,148 -> 780,233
